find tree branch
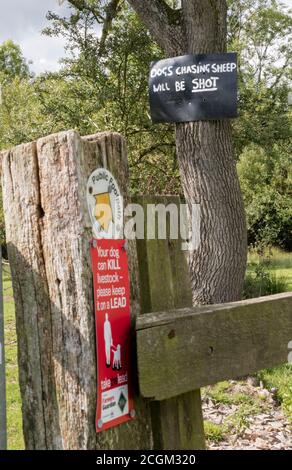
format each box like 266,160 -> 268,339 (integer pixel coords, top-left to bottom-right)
132,142 -> 175,167
98,0 -> 121,56
67,0 -> 122,56
68,0 -> 104,23
269,55 -> 291,89
127,0 -> 182,54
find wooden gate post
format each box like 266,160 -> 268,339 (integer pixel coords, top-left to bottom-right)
0,131 -> 152,450
136,196 -> 205,450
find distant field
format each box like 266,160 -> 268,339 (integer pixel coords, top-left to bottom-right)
248,247 -> 292,291
2,248 -> 292,449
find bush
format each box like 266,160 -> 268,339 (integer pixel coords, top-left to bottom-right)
238,144 -> 292,251
243,259 -> 288,299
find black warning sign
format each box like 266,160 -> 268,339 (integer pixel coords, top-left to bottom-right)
149,52 -> 238,123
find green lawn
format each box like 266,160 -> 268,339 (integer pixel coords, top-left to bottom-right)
248,247 -> 292,291
258,364 -> 292,424
2,263 -> 24,450
2,248 -> 292,449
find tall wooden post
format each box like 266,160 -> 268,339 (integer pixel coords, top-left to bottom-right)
136,196 -> 205,450
0,131 -> 152,450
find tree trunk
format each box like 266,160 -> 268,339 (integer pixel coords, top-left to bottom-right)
176,120 -> 246,303
0,131 -> 152,449
176,0 -> 246,303
128,0 -> 247,303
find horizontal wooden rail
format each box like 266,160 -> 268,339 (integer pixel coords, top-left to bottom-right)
136,292 -> 292,401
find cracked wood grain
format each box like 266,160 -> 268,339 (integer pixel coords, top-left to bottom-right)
0,131 -> 152,449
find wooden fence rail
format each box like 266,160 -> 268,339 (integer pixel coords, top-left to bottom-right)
136,292 -> 292,401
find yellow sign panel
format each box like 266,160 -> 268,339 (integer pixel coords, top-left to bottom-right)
94,192 -> 113,232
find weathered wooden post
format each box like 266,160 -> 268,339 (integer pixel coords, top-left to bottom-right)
0,248 -> 7,450
136,196 -> 205,450
0,131 -> 152,449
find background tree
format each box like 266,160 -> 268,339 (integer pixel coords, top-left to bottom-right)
0,41 -> 35,248
228,0 -> 292,155
0,40 -> 30,81
238,142 -> 292,250
45,0 -> 248,303
124,0 -> 247,304
228,0 -> 292,250
1,0 -> 291,262
43,3 -> 179,194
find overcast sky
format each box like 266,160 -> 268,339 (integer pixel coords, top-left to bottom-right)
0,0 -> 69,74
0,0 -> 291,75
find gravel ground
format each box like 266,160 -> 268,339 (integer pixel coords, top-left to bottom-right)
203,379 -> 292,450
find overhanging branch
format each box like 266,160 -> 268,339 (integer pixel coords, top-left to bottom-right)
98,0 -> 121,56
127,0 -> 182,54
68,0 -> 104,23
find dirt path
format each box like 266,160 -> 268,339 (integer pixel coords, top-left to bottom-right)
203,379 -> 292,450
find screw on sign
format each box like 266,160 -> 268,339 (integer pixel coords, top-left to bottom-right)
87,169 -> 134,432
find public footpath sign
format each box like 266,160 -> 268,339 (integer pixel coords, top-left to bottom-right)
87,168 -> 134,432
86,168 -> 123,240
149,52 -> 237,123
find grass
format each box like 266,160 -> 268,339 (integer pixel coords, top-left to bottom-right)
203,381 -> 263,442
203,374 -> 292,442
204,421 -> 224,443
248,247 -> 292,291
204,372 -> 292,443
2,263 -> 24,450
224,402 -> 262,436
258,364 -> 292,424
1,247 -> 292,449
204,380 -> 255,407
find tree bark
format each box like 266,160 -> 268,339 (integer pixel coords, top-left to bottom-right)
0,131 -> 152,449
128,0 -> 247,303
127,0 -> 183,55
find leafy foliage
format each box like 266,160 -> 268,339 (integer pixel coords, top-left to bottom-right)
0,40 -> 30,82
238,143 -> 292,249
228,0 -> 292,155
0,0 -> 291,248
41,5 -> 179,195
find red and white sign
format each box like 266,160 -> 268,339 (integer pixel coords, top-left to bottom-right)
90,238 -> 134,432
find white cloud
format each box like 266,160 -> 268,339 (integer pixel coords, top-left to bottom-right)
21,34 -> 67,75
0,0 -> 69,74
